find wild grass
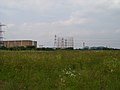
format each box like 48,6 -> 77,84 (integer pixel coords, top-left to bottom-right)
0,50 -> 120,90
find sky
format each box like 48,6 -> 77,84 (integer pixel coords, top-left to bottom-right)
0,0 -> 120,48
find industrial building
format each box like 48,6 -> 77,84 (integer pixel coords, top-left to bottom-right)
0,23 -> 37,49
3,40 -> 37,48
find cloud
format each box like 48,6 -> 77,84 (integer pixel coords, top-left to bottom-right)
0,0 -> 63,12
1,0 -> 120,48
7,24 -> 15,28
52,17 -> 92,26
112,0 -> 120,4
1,0 -> 120,11
115,29 -> 120,33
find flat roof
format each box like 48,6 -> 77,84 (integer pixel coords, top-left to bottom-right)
3,40 -> 37,42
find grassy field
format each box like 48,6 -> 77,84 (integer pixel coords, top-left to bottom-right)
0,50 -> 120,90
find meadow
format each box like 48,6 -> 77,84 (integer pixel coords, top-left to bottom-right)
0,50 -> 120,90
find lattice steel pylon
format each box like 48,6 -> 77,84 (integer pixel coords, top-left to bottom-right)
0,22 -> 6,47
54,35 -> 57,49
54,35 -> 74,49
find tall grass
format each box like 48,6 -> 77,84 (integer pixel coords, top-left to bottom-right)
0,50 -> 120,90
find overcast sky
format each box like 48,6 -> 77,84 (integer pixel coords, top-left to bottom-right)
0,0 -> 120,48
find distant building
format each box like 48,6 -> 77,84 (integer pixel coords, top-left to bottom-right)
3,40 -> 37,48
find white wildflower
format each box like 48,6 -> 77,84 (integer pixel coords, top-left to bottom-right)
111,69 -> 113,72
